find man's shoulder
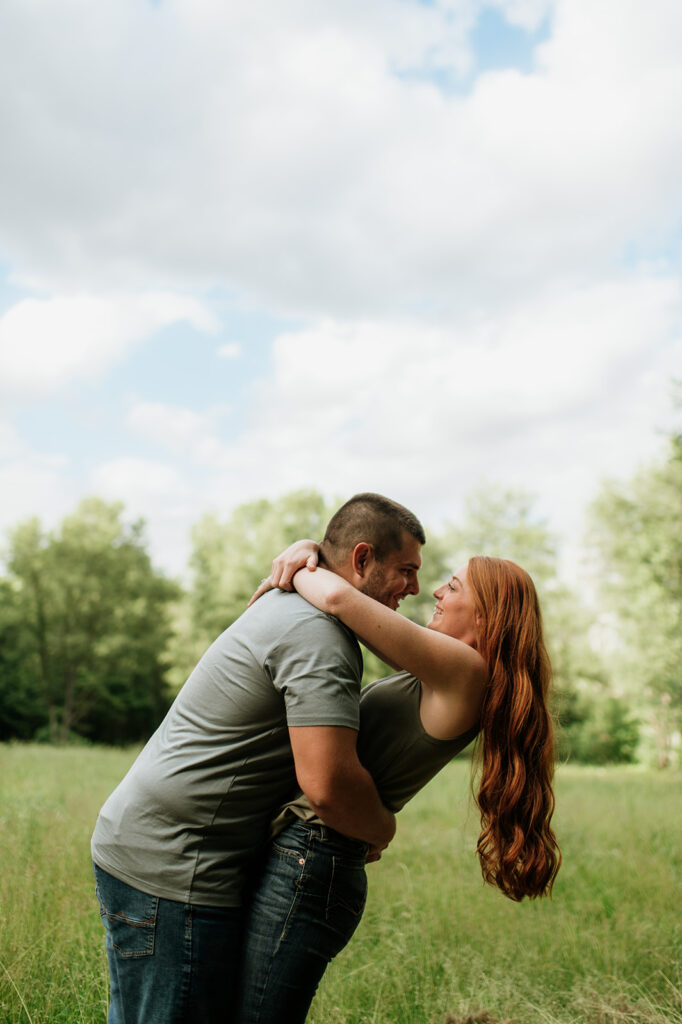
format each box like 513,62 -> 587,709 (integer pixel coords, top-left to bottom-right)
214,590 -> 361,670
258,590 -> 361,655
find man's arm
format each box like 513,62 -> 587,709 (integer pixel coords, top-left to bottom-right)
289,725 -> 396,851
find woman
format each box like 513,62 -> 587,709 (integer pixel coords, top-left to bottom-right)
237,542 -> 561,1024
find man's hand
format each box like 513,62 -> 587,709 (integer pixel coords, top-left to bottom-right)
289,725 -> 396,850
248,540 -> 320,606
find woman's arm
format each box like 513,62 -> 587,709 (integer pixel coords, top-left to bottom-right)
292,567 -> 487,702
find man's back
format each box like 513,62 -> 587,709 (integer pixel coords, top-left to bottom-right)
91,590 -> 362,907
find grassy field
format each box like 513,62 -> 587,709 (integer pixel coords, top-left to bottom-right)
0,745 -> 680,1024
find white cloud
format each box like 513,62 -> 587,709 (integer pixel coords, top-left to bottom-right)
486,0 -> 554,31
92,457 -> 183,501
89,456 -> 197,576
0,447 -> 76,556
9,263 -> 674,579
126,401 -> 232,465
1,0 -> 680,582
104,270 -> 680,561
217,343 -> 242,359
0,420 -> 25,460
0,0 -> 680,318
203,271 -> 681,546
0,292 -> 217,399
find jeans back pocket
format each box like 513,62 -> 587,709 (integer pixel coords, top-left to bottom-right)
95,866 -> 159,959
327,855 -> 368,920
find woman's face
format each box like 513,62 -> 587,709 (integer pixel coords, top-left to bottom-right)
427,564 -> 478,647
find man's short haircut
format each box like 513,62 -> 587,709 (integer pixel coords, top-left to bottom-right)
321,492 -> 426,565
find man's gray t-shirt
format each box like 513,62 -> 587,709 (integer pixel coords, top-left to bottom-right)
91,590 -> 362,907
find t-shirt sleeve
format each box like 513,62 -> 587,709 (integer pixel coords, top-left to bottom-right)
266,612 -> 362,729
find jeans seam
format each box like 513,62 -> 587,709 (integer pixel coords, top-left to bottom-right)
179,903 -> 192,1022
250,853 -> 309,1021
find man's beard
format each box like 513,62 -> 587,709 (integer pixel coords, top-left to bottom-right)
358,564 -> 390,606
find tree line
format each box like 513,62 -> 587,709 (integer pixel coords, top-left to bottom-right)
1,424 -> 679,765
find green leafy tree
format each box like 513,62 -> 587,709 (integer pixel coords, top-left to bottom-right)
440,487 -> 558,588
588,425 -> 682,767
169,490 -> 336,687
2,498 -> 180,744
563,693 -> 640,765
0,579 -> 46,739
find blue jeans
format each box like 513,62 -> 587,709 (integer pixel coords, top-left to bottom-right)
236,821 -> 369,1024
94,864 -> 244,1024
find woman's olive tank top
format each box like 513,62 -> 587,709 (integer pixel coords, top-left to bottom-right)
356,670 -> 478,812
272,671 -> 478,832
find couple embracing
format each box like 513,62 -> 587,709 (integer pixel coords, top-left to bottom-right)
92,492 -> 560,1024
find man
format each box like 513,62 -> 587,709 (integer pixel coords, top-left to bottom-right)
92,492 -> 424,1024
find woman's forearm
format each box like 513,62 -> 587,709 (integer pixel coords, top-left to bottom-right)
293,567 -> 423,669
293,566 -> 485,698
292,566 -> 351,617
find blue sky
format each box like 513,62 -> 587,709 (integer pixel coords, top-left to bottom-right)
1,0 -> 680,581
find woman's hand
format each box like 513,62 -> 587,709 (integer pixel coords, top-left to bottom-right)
248,539 -> 320,606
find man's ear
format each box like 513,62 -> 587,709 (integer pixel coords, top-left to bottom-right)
351,542 -> 374,577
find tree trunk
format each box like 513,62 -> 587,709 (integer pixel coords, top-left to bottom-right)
59,666 -> 76,744
48,704 -> 59,745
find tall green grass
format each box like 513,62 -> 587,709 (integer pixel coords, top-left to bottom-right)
0,746 -> 679,1024
0,744 -> 135,1024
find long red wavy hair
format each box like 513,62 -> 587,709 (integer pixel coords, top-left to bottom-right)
466,556 -> 560,901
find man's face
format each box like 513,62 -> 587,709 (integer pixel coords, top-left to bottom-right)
359,533 -> 422,610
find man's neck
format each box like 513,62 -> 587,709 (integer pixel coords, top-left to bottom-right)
318,545 -> 354,585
